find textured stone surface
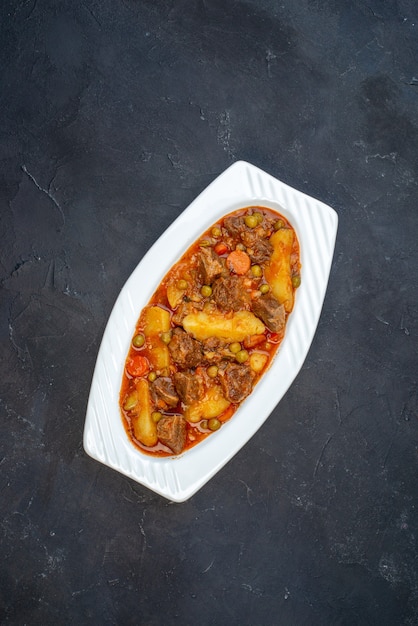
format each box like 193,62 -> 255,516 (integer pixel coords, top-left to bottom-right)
1,1 -> 417,623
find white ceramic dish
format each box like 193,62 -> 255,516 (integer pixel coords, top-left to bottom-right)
83,161 -> 338,502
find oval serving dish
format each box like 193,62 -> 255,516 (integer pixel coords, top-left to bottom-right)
83,161 -> 338,502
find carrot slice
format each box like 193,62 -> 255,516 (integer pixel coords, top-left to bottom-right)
226,250 -> 251,275
126,355 -> 150,377
214,242 -> 229,255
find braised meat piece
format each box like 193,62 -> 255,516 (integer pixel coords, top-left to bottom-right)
157,415 -> 187,454
212,275 -> 249,311
240,231 -> 273,263
240,230 -> 257,248
174,370 -> 205,404
171,300 -> 203,326
197,247 -> 224,285
203,336 -> 228,352
151,377 -> 179,408
220,363 -> 253,403
251,294 -> 285,332
249,238 -> 273,263
168,327 -> 203,368
202,337 -> 235,363
223,215 -> 245,237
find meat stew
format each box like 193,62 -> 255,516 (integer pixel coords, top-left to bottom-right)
119,207 -> 301,456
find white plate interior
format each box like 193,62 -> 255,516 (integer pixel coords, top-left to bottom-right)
83,161 -> 338,502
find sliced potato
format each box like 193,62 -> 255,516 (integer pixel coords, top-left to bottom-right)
167,283 -> 185,309
185,385 -> 230,423
147,336 -> 170,370
264,228 -> 294,313
249,352 -> 268,373
123,390 -> 138,411
182,310 -> 265,342
142,306 -> 171,336
131,378 -> 158,447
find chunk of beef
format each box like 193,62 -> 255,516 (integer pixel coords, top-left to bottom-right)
168,327 -> 203,368
240,230 -> 257,248
174,370 -> 205,405
251,294 -> 285,332
151,377 -> 179,408
220,363 -> 253,404
212,275 -> 249,311
223,215 -> 246,237
197,247 -> 224,285
240,231 -> 273,263
249,238 -> 273,263
157,415 -> 187,454
202,337 -> 235,364
203,336 -> 228,352
171,300 -> 203,326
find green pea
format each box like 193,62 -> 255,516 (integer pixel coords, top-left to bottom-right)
292,275 -> 301,288
123,391 -> 138,411
254,212 -> 263,224
199,239 -> 211,247
148,371 -> 157,382
201,285 -> 212,297
160,331 -> 172,344
229,342 -> 241,354
152,411 -> 162,423
207,365 -> 218,378
274,219 -> 284,230
251,264 -> 262,277
208,418 -> 221,431
260,284 -> 270,294
132,333 -> 145,348
236,349 -> 249,363
177,279 -> 188,290
201,420 -> 208,429
212,226 -> 221,237
244,215 -> 258,228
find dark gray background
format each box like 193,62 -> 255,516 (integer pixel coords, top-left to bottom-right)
1,1 -> 417,624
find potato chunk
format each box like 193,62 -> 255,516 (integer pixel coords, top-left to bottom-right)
184,385 -> 230,423
131,378 -> 158,447
167,282 -> 185,309
264,228 -> 294,313
142,306 -> 171,335
142,306 -> 171,370
147,336 -> 170,370
249,352 -> 269,373
182,310 -> 265,342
